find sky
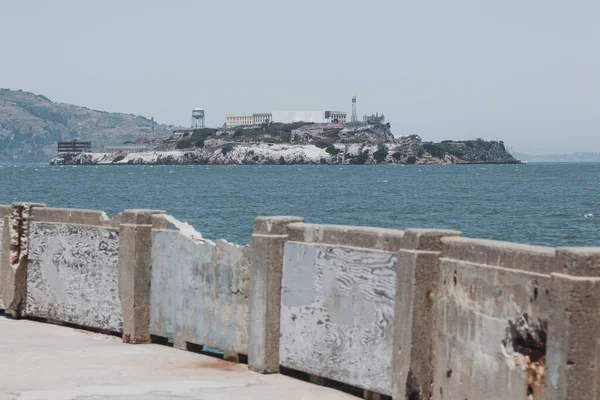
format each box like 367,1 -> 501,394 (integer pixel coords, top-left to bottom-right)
1,0 -> 598,154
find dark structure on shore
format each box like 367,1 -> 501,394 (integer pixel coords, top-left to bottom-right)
57,140 -> 92,154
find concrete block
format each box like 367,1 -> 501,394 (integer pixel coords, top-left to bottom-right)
545,273 -> 600,400
151,214 -> 172,230
0,211 -> 5,310
150,230 -> 250,356
248,216 -> 303,374
0,203 -> 45,317
442,236 -> 556,275
0,216 -> 6,311
286,222 -> 404,252
25,222 -> 122,332
555,247 -> 600,277
279,241 -> 397,395
431,257 -> 551,400
392,229 -> 460,400
597,339 -> 600,400
121,209 -> 166,226
118,209 -> 163,343
401,228 -> 461,251
31,207 -> 109,226
254,216 -> 304,235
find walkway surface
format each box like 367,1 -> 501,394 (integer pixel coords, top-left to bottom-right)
0,316 -> 353,400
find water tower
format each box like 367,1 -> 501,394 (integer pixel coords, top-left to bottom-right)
191,108 -> 206,129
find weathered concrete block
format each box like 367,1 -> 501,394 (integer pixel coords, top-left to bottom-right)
31,207 -> 109,226
0,218 -> 5,311
401,228 -> 462,251
0,203 -> 45,317
286,222 -> 404,252
150,229 -> 250,357
118,209 -> 162,344
25,222 -> 122,332
279,241 -> 397,395
545,270 -> 600,399
442,236 -> 556,275
248,216 -> 303,374
431,240 -> 553,400
555,247 -> 600,277
0,206 -> 8,310
392,229 -> 461,400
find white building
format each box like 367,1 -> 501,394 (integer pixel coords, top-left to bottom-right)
226,113 -> 272,128
328,111 -> 347,123
252,113 -> 271,125
226,110 -> 347,127
271,110 -> 346,124
226,115 -> 254,127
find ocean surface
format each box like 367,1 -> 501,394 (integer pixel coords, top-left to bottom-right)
0,163 -> 598,247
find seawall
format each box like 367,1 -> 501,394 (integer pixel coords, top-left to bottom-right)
1,203 -> 598,399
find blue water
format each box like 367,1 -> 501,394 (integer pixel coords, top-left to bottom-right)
1,163 -> 599,247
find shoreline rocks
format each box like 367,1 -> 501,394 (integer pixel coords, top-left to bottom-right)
51,139 -> 519,166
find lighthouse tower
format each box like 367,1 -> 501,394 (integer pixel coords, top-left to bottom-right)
351,95 -> 357,123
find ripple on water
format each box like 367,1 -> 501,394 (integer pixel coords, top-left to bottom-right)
0,163 -> 598,246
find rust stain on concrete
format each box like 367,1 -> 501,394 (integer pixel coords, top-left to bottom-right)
185,359 -> 238,371
526,355 -> 545,400
514,354 -> 545,400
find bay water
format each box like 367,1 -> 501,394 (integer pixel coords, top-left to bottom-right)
1,163 -> 598,247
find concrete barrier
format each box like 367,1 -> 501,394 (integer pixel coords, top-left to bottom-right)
31,207 -> 110,226
25,221 -> 122,332
3,203 -> 600,399
431,237 -> 555,400
286,222 -> 404,252
278,222 -> 404,396
248,216 -> 304,373
0,202 -> 46,317
118,209 -> 164,343
392,229 -> 461,400
150,227 -> 250,360
0,205 -> 10,310
545,250 -> 600,400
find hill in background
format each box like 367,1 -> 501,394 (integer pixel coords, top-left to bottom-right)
0,89 -> 178,162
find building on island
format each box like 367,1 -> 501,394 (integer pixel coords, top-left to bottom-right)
252,113 -> 271,125
226,115 -> 254,127
57,140 -> 92,154
327,111 -> 347,123
226,110 -> 347,128
271,111 -> 347,124
226,113 -> 271,128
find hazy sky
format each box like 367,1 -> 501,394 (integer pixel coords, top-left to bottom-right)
1,1 -> 598,154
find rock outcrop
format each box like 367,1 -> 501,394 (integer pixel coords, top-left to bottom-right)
51,135 -> 519,165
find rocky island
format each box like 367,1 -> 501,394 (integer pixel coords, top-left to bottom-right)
51,123 -> 518,165
0,88 -> 517,165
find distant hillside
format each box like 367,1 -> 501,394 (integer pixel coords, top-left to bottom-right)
514,152 -> 600,163
0,89 -> 179,162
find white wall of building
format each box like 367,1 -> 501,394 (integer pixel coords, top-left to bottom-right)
227,110 -> 347,126
226,115 -> 253,127
271,111 -> 328,124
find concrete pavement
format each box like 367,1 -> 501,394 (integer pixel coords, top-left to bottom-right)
0,316 -> 354,400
